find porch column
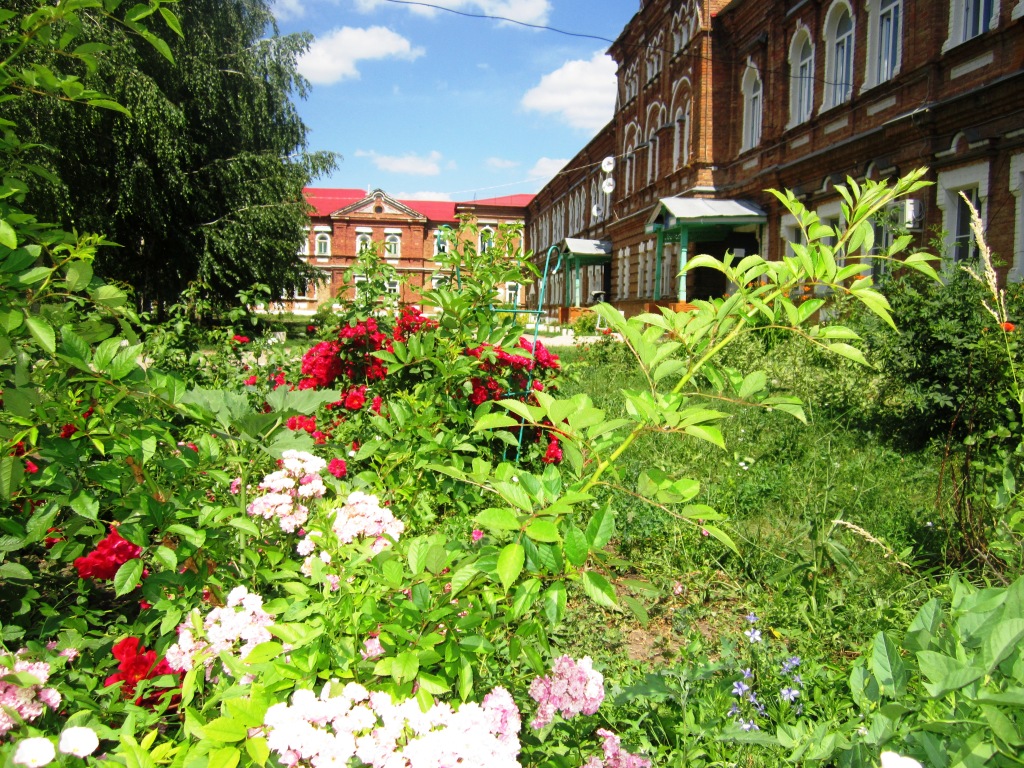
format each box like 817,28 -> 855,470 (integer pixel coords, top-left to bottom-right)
574,260 -> 582,308
653,227 -> 665,301
677,228 -> 689,303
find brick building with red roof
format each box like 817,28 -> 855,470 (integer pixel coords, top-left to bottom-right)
286,188 -> 533,313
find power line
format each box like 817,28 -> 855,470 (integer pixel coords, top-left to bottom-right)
379,0 -> 618,44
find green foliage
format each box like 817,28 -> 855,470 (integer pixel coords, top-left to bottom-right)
5,0 -> 335,307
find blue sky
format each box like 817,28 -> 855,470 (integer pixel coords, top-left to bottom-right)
270,0 -> 638,200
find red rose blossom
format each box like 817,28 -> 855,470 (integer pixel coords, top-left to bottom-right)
74,526 -> 142,581
328,458 -> 347,478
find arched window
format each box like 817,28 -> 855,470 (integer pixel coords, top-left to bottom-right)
673,101 -> 691,170
315,232 -> 331,256
824,2 -> 855,109
479,227 -> 494,254
356,233 -> 371,253
385,234 -> 401,258
789,30 -> 815,126
741,63 -> 763,151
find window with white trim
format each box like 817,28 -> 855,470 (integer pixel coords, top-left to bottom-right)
433,227 -> 450,257
385,234 -> 401,258
356,233 -> 371,253
741,63 -> 763,151
936,162 -> 989,265
646,129 -> 660,187
385,279 -> 400,295
315,232 -> 331,256
479,227 -> 494,254
788,29 -> 815,126
1009,153 -> 1024,280
299,229 -> 311,256
823,1 -> 855,109
353,274 -> 367,297
865,0 -> 903,89
673,101 -> 691,170
946,0 -> 999,48
506,282 -> 520,306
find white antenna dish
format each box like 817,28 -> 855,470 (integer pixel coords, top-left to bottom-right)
601,177 -> 616,195
592,204 -> 604,219
601,156 -> 616,174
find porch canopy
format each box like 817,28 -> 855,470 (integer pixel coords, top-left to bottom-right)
555,238 -> 611,307
645,197 -> 766,302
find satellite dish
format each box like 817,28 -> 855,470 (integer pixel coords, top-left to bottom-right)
601,156 -> 616,174
601,177 -> 616,195
592,204 -> 604,219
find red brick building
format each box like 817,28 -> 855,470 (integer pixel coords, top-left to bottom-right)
526,0 -> 1024,319
284,189 -> 533,314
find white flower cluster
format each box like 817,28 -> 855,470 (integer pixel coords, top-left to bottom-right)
246,451 -> 328,533
165,586 -> 273,681
263,682 -> 521,768
331,491 -> 405,554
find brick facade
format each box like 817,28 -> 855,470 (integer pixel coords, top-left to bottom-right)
526,0 -> 1024,318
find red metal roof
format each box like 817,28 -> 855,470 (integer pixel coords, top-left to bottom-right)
303,188 -> 534,222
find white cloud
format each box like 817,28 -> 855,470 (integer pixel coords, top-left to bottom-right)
355,0 -> 551,25
271,0 -> 306,20
521,52 -> 617,132
356,150 -> 444,176
397,191 -> 454,200
298,27 -> 425,85
486,157 -> 519,170
528,157 -> 568,184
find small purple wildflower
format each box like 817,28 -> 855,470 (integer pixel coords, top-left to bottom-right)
780,687 -> 799,702
732,680 -> 750,697
744,628 -> 763,644
741,668 -> 754,679
745,612 -> 759,623
781,656 -> 801,674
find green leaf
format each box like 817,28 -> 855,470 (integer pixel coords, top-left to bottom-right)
113,558 -> 144,597
581,571 -> 619,610
203,718 -> 247,743
870,631 -> 908,697
701,524 -> 739,555
0,562 -> 33,581
243,642 -> 284,665
525,518 -> 560,543
564,525 -> 589,566
541,581 -> 566,625
65,260 -> 93,291
473,412 -> 519,432
25,316 -> 56,354
585,505 -> 615,549
0,218 -> 16,249
496,542 -> 525,593
476,507 -> 521,531
981,619 -> 1024,674
392,651 -> 419,684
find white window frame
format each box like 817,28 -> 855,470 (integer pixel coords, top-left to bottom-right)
1014,0 -> 1024,20
353,274 -> 368,297
864,0 -> 904,91
673,101 -> 691,170
741,61 -> 763,152
936,161 -> 990,265
299,228 -> 311,256
315,232 -> 331,257
822,1 -> 856,110
433,227 -> 450,257
356,233 -> 372,253
479,227 -> 494,254
788,27 -> 815,127
385,233 -> 401,259
506,282 -> 520,306
385,279 -> 400,295
945,0 -> 1000,50
1009,153 -> 1024,280
646,129 -> 660,187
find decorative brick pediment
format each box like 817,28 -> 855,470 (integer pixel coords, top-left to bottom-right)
332,189 -> 426,221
